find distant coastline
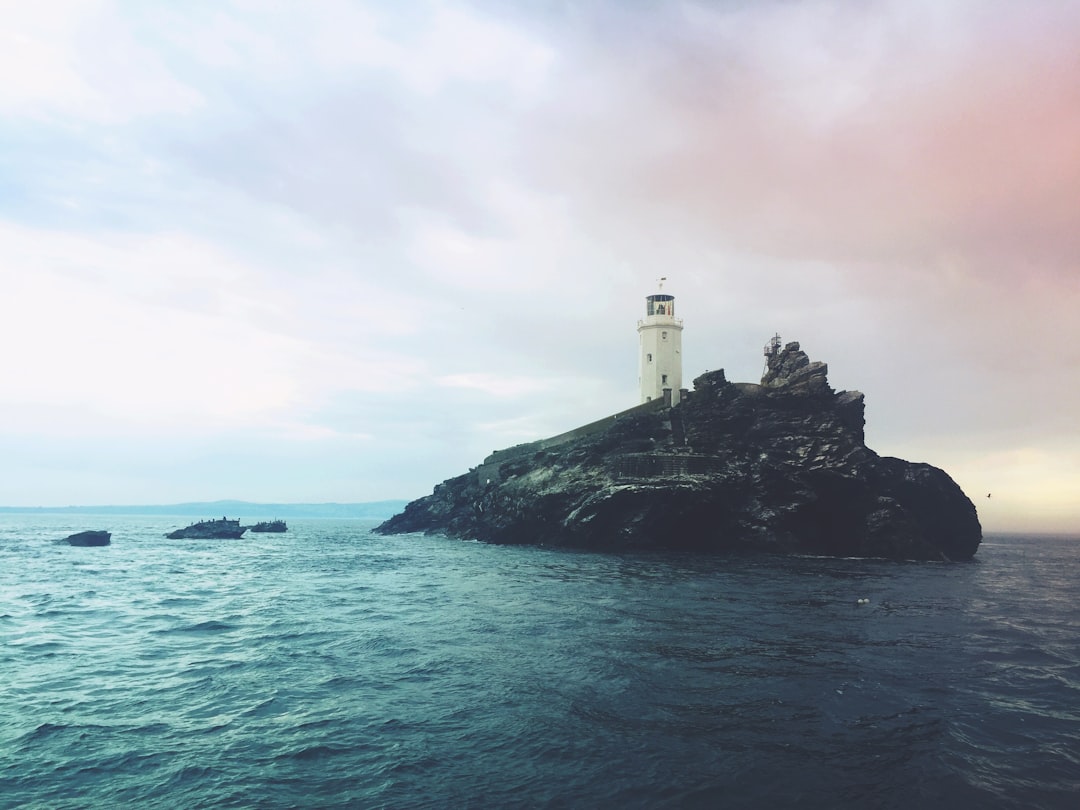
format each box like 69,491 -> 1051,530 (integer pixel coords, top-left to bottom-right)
0,500 -> 409,520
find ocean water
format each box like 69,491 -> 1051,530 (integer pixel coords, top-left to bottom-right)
1,517 -> 1077,810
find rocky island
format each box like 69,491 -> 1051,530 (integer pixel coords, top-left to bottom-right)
166,518 -> 246,539
60,530 -> 111,546
248,520 -> 287,533
377,341 -> 981,561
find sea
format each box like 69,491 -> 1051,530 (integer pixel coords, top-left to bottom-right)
1,516 -> 1077,810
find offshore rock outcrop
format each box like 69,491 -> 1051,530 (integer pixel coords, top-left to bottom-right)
60,530 -> 111,546
377,342 -> 982,561
165,518 -> 246,539
248,520 -> 288,533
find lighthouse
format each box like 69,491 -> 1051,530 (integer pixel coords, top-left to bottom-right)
638,279 -> 683,405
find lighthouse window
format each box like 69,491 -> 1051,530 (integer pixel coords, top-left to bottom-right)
662,374 -> 668,385
647,353 -> 652,362
662,331 -> 668,340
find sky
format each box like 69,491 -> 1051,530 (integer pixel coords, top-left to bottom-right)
2,0 -> 1078,532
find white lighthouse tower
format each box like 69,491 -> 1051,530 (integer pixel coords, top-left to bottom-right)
638,279 -> 683,405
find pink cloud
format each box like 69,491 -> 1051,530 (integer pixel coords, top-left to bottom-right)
525,0 -> 1080,280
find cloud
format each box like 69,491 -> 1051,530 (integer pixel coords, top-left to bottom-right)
0,0 -> 202,123
436,372 -> 553,398
0,222 -> 428,432
137,1 -> 557,243
520,0 -> 1080,272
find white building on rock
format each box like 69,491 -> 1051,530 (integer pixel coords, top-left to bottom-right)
638,280 -> 683,405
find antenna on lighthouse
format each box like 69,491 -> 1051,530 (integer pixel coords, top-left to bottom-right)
763,332 -> 782,375
657,276 -> 667,291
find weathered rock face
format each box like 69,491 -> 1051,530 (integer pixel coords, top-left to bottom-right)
61,530 -> 111,546
377,343 -> 982,561
165,518 -> 246,539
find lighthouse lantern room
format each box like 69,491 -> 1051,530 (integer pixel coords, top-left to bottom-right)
638,279 -> 684,405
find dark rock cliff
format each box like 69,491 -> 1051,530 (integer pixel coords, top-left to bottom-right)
377,342 -> 982,561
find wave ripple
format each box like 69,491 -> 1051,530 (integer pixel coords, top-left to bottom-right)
1,519 -> 1077,809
